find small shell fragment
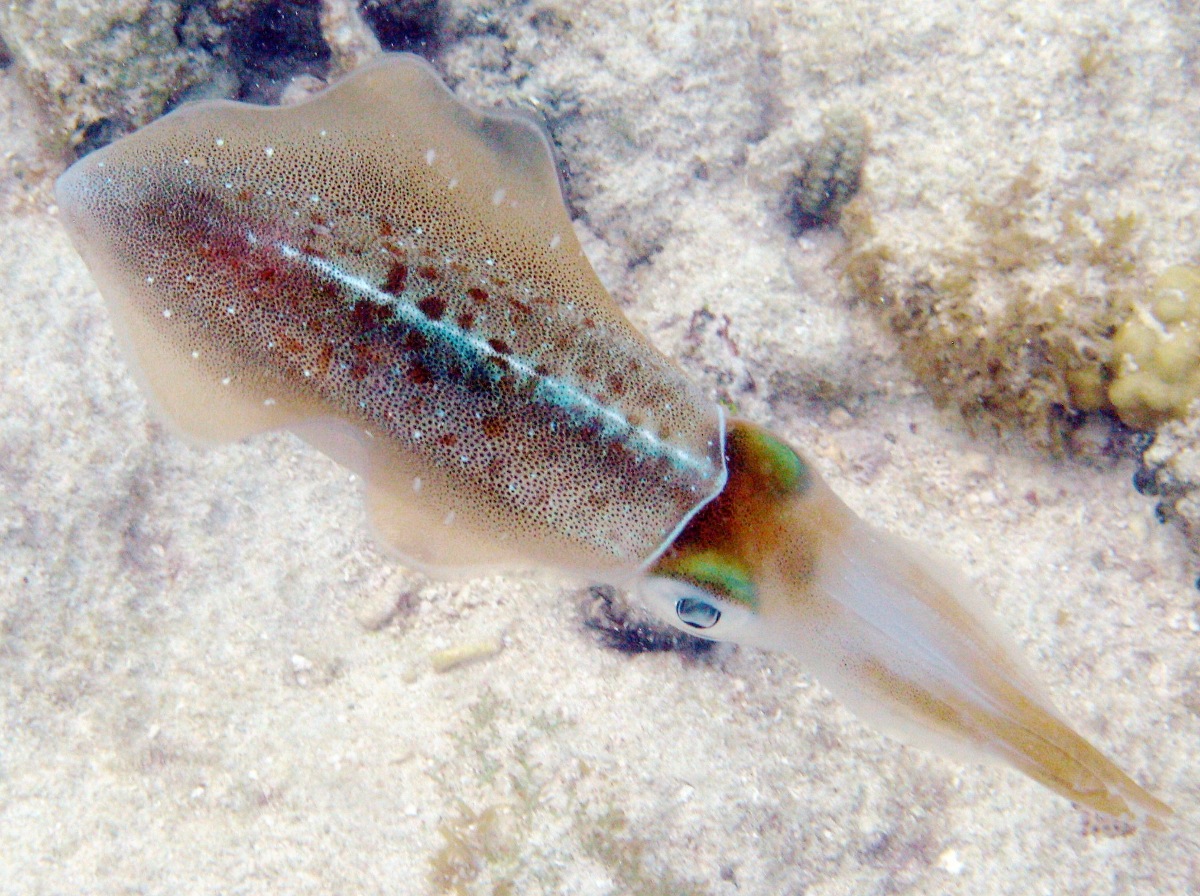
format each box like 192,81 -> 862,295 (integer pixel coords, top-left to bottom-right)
429,637 -> 503,673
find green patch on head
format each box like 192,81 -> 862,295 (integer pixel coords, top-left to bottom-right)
742,427 -> 810,497
663,549 -> 758,610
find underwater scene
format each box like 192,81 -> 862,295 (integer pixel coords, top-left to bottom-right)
0,0 -> 1197,893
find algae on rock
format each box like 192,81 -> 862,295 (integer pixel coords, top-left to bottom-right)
0,0 -> 219,152
840,165 -> 1144,452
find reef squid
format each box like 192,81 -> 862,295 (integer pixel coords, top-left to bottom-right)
55,53 -> 1170,826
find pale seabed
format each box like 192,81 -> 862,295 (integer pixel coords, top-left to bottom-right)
1,1 -> 1197,894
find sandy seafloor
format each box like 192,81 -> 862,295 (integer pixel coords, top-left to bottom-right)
2,1 -> 1199,894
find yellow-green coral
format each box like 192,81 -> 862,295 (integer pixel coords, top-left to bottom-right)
1109,265 -> 1200,429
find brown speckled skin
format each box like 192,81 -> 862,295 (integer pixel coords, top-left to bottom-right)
56,53 -> 725,577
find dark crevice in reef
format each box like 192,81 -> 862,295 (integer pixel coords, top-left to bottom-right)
359,0 -> 445,55
73,118 -> 129,157
0,33 -> 12,69
225,0 -> 331,104
166,0 -> 335,112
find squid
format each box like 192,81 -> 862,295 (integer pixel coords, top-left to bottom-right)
55,52 -> 1169,826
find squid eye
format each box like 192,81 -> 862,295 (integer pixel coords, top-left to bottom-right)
676,596 -> 721,630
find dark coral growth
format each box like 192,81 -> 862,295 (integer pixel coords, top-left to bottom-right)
581,585 -> 715,656
841,165 -> 1143,453
1135,420 -> 1200,554
359,0 -> 444,54
786,108 -> 868,233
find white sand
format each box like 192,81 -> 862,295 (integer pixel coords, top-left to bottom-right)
1,1 -> 1196,893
